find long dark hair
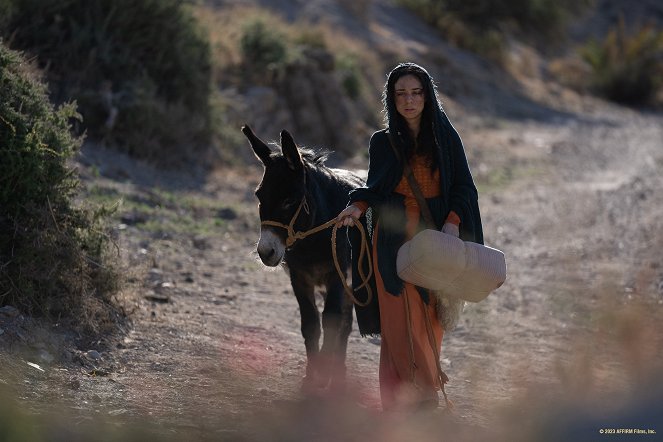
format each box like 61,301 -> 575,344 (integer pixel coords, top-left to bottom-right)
382,62 -> 442,170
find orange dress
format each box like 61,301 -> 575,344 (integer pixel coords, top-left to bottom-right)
355,154 -> 459,410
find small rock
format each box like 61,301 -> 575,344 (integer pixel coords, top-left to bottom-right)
26,362 -> 45,372
38,349 -> 54,364
0,328 -> 4,335
0,306 -> 20,318
217,207 -> 238,220
181,272 -> 194,283
193,236 -> 210,250
368,337 -> 381,346
145,293 -> 170,304
147,268 -> 163,283
503,299 -> 517,311
120,211 -> 148,225
86,350 -> 102,361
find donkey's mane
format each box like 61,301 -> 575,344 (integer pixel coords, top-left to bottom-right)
300,146 -> 331,167
268,142 -> 331,167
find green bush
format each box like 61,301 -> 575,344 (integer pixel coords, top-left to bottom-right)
336,54 -> 362,100
581,20 -> 663,105
1,0 -> 212,166
0,43 -> 120,335
240,18 -> 288,78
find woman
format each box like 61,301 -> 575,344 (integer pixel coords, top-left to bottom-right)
336,62 -> 483,411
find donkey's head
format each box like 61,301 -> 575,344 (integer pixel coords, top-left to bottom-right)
242,125 -> 307,267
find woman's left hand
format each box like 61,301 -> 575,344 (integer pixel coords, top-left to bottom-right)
335,204 -> 362,228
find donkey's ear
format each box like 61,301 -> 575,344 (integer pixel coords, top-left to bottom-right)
242,124 -> 272,164
280,130 -> 303,171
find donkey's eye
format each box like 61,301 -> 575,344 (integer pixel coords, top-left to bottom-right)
282,198 -> 297,209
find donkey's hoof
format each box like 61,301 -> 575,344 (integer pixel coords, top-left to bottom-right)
329,376 -> 348,394
301,373 -> 329,394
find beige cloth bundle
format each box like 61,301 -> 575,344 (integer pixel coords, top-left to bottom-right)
397,229 -> 506,302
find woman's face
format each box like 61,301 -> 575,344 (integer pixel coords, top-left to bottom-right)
393,74 -> 425,127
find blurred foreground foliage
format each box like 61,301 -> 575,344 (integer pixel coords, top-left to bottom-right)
581,19 -> 663,105
0,43 -> 121,335
0,387 -> 176,442
0,0 -> 213,167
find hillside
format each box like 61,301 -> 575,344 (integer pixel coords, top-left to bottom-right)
2,1 -> 663,440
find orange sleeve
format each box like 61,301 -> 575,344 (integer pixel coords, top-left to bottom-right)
445,210 -> 460,226
352,201 -> 369,215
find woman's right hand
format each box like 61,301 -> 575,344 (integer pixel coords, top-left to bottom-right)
335,204 -> 363,228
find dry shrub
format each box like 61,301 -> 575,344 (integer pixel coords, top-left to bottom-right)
396,0 -> 591,61
581,18 -> 663,105
239,17 -> 290,84
337,0 -> 373,23
547,56 -> 593,92
193,5 -> 290,86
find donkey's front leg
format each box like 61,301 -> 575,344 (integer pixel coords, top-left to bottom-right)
289,269 -> 321,389
320,273 -> 353,388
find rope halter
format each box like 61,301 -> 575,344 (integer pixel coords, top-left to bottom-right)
260,196 -> 310,248
259,197 -> 373,307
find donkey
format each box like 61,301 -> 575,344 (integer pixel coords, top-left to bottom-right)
242,125 -> 364,389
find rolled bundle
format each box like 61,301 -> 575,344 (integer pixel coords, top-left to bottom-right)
396,229 -> 506,302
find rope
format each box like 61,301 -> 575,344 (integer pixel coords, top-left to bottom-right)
403,290 -> 418,383
331,219 -> 373,307
260,197 -> 373,307
423,297 -> 454,410
403,287 -> 454,410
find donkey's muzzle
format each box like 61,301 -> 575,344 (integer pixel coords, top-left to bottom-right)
257,228 -> 285,266
258,248 -> 280,267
